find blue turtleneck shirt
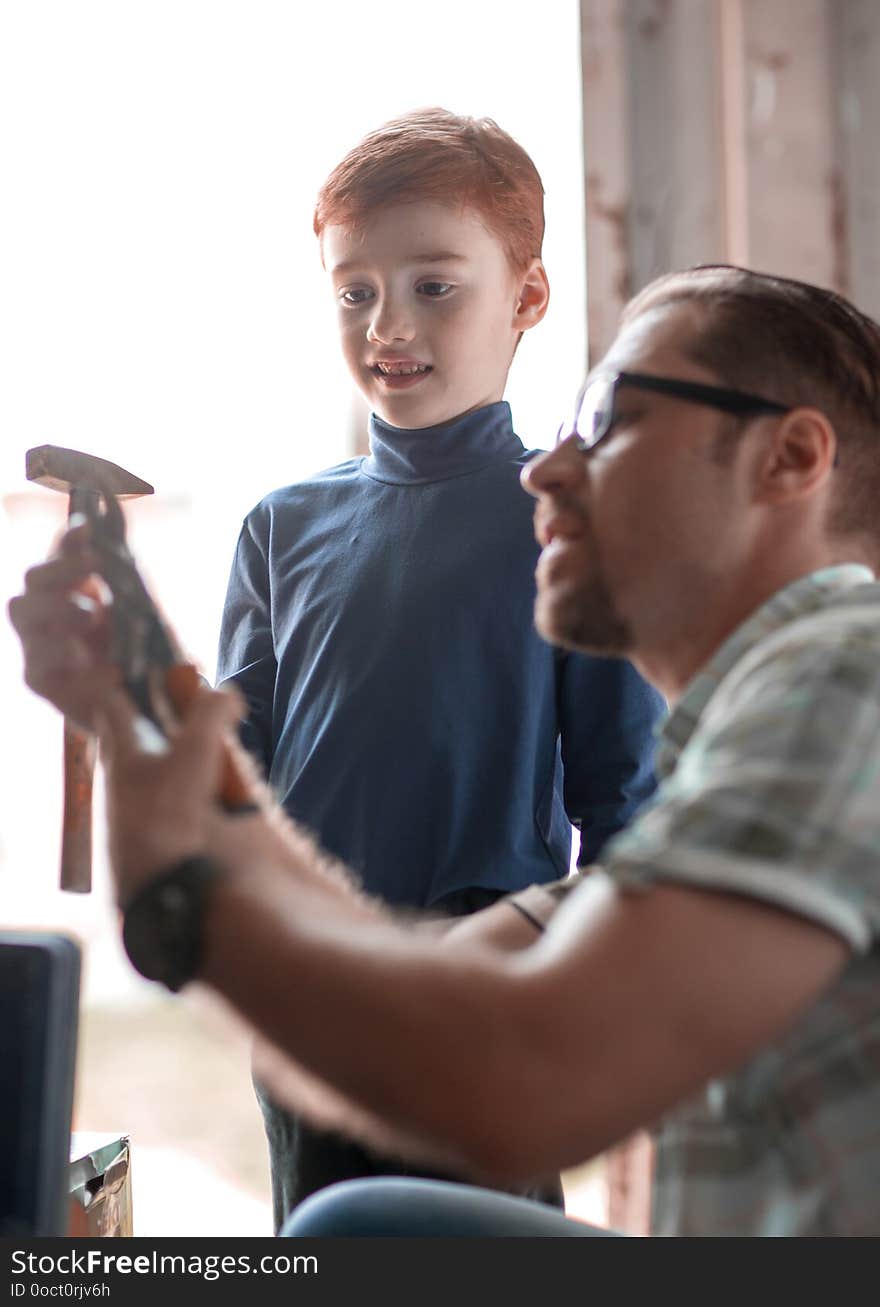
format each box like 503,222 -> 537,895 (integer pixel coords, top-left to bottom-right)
216,401 -> 664,908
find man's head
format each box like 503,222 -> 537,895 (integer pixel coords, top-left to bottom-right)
315,108 -> 549,429
523,266 -> 880,694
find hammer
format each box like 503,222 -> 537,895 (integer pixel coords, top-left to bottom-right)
26,445 -> 154,893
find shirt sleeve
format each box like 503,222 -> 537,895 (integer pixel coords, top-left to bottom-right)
604,628 -> 880,952
215,507 -> 277,775
557,651 -> 667,866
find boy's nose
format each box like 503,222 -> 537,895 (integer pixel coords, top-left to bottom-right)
366,296 -> 416,345
520,437 -> 587,499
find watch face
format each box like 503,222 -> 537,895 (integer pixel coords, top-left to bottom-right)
121,859 -> 219,992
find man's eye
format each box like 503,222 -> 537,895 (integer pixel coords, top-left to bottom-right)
417,282 -> 453,297
606,408 -> 639,433
338,288 -> 373,306
588,411 -> 633,452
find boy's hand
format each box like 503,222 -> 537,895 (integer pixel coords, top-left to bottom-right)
8,522 -> 118,733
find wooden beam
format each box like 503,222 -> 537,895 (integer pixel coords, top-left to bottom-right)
829,0 -> 880,316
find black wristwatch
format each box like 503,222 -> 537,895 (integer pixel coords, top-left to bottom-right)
121,856 -> 225,992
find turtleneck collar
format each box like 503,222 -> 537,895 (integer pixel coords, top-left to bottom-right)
361,401 -> 524,485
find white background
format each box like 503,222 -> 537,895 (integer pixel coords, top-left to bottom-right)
0,0 -> 597,1235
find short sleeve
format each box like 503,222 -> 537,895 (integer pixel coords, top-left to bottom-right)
604,622 -> 880,952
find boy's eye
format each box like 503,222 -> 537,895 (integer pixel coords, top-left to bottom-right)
338,288 -> 373,306
417,282 -> 453,298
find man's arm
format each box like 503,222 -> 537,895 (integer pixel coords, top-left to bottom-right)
198,841 -> 847,1181
99,689 -> 848,1185
10,548 -> 855,1184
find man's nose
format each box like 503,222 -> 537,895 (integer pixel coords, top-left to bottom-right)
367,295 -> 415,345
520,437 -> 586,499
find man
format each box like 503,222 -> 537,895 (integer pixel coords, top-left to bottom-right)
11,265 -> 880,1235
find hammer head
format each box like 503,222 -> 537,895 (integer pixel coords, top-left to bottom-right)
26,445 -> 154,499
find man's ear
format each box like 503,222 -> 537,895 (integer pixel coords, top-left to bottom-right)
513,259 -> 550,333
757,407 -> 837,503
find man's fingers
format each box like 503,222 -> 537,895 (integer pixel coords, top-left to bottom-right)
9,556 -> 109,663
92,688 -> 145,763
97,683 -> 245,809
22,634 -> 107,685
49,518 -> 96,558
9,589 -> 102,640
20,546 -> 100,594
167,686 -> 247,803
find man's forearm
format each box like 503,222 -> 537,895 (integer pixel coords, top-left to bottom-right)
197,862 -> 536,1179
195,857 -> 849,1188
206,803 -> 387,925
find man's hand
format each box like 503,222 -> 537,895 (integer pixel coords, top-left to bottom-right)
95,683 -> 249,904
8,521 -> 117,732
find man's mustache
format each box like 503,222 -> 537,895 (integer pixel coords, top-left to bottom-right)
533,497 -> 590,549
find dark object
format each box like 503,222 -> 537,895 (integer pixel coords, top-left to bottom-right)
259,1096 -> 565,1234
25,445 -> 155,894
80,489 -> 255,813
0,932 -> 80,1236
259,887 -> 564,1232
25,446 -> 154,500
121,855 -> 225,992
68,1135 -> 133,1236
565,369 -> 791,455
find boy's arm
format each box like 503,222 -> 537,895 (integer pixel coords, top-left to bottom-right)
556,651 -> 666,865
215,512 -> 277,775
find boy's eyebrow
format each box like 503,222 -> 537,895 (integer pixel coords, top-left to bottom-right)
330,252 -> 470,276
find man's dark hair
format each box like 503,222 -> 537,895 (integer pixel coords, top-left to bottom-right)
623,265 -> 880,564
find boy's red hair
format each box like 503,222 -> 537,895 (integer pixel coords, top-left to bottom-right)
314,107 -> 545,273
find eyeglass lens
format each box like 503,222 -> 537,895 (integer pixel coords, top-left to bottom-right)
574,377 -> 614,450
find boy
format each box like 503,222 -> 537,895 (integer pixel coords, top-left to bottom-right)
215,108 -> 664,1226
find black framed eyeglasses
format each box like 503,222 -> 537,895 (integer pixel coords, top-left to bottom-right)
558,370 -> 791,454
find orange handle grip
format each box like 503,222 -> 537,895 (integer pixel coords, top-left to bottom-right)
163,664 -> 256,812
60,722 -> 96,892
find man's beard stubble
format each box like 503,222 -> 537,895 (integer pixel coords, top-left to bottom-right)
536,576 -> 633,655
534,524 -> 634,657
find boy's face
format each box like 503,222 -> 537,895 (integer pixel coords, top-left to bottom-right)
324,201 -> 547,429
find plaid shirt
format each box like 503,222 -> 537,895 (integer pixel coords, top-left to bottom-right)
511,565 -> 880,1235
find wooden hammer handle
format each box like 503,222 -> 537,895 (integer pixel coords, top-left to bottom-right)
163,664 -> 256,812
60,721 -> 96,893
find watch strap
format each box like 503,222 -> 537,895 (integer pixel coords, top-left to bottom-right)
121,855 -> 224,992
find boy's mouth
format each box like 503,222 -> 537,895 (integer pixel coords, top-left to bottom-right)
372,362 -> 432,376
371,361 -> 433,388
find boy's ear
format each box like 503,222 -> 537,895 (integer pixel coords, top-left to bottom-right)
513,259 -> 550,333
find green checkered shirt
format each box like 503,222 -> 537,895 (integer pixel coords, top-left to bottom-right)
513,565 -> 880,1235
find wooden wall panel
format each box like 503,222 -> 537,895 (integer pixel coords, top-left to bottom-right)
580,0 -> 880,362
577,0 -> 880,1236
830,0 -> 880,319
626,0 -> 726,288
739,0 -> 837,285
580,0 -> 633,365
